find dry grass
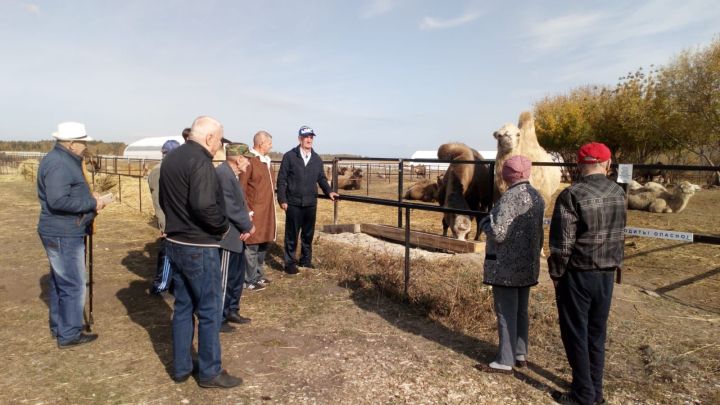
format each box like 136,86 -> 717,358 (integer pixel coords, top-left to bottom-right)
94,174 -> 118,192
11,162 -> 720,403
310,193 -> 720,403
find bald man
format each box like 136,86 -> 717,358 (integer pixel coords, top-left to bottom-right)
159,116 -> 241,389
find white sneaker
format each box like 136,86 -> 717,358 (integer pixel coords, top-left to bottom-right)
245,283 -> 266,292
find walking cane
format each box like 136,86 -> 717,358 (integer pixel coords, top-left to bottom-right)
84,229 -> 95,332
81,153 -> 95,332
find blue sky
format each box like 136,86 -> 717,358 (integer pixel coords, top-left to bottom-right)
0,0 -> 717,157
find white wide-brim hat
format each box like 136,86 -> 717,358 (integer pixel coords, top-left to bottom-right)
52,121 -> 93,141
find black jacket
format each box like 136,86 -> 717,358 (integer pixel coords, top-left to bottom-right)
159,141 -> 229,245
276,145 -> 332,207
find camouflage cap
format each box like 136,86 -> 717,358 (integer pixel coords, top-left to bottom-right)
225,142 -> 254,157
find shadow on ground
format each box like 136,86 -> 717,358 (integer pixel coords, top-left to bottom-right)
341,280 -> 569,394
117,240 -> 175,377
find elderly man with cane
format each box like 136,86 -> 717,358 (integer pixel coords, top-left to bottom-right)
37,122 -> 106,348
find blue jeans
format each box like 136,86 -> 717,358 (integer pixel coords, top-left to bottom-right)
39,235 -> 86,345
166,242 -> 223,382
220,249 -> 245,320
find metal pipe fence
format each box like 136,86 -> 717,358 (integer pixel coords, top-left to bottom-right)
329,157 -> 720,296
6,152 -> 720,296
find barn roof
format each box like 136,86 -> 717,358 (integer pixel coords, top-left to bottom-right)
126,136 -> 184,148
123,136 -> 185,159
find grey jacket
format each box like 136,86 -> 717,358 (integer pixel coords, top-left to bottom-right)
147,162 -> 165,232
216,162 -> 254,253
481,181 -> 545,287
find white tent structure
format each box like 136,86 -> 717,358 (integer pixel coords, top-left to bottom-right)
123,136 -> 184,159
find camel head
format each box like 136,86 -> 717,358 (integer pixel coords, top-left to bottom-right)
445,213 -> 472,241
678,181 -> 696,196
493,123 -> 521,152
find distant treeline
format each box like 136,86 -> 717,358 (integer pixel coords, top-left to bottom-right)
0,140 -> 126,156
0,141 -> 362,160
534,36 -> 720,168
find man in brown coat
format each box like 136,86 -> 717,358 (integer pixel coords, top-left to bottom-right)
239,130 -> 276,290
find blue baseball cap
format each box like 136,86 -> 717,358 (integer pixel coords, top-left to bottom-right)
298,125 -> 316,137
162,140 -> 181,155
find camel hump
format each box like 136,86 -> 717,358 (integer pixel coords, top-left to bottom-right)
518,111 -> 533,129
438,143 -> 474,161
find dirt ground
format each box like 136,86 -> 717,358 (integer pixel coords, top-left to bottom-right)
1,174 -> 718,404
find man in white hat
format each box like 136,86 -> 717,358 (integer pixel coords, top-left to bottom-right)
37,121 -> 106,348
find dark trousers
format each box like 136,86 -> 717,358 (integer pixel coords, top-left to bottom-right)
152,239 -> 173,293
283,204 -> 317,267
556,270 -> 615,405
220,249 -> 245,321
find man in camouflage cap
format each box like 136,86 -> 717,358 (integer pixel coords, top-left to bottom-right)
217,143 -> 256,332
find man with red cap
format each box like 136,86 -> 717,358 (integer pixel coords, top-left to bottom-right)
548,142 -> 626,405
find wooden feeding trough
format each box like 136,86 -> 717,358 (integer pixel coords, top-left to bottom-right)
321,223 -> 483,254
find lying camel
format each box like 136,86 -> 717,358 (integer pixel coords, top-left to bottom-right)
628,181 -> 696,213
404,176 -> 442,202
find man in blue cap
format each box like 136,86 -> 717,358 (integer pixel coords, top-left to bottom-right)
148,138 -> 181,295
276,125 -> 339,274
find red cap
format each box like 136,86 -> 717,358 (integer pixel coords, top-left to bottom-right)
577,142 -> 611,164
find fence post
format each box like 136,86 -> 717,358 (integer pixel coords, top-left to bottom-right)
138,176 -> 142,212
332,158 -> 339,225
488,161 -> 495,208
404,206 -> 411,298
118,174 -> 122,203
366,163 -> 370,196
398,159 -> 404,228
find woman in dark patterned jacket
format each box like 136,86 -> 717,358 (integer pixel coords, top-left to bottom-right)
476,155 -> 545,374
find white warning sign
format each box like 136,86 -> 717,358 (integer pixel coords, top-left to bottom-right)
624,227 -> 694,242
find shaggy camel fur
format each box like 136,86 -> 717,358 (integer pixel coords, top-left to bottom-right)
437,143 -> 492,241
412,165 -> 427,178
628,181 -> 696,213
403,176 -> 442,202
335,168 -> 363,190
493,112 -> 561,207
